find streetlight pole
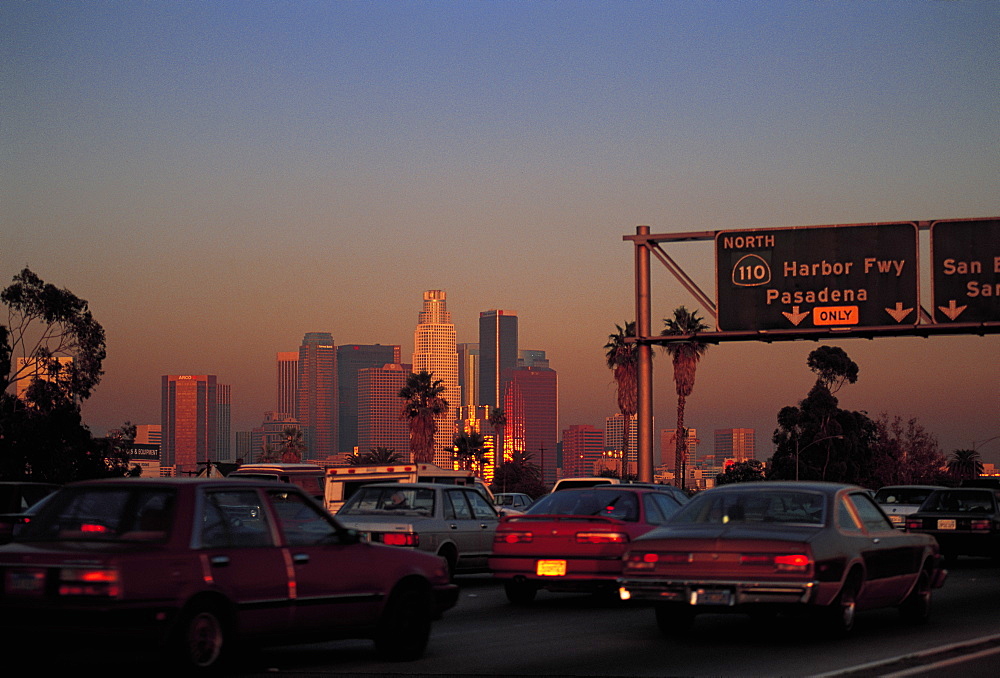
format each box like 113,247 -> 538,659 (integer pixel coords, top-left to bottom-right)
795,434 -> 844,481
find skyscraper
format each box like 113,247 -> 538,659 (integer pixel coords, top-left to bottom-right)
216,383 -> 231,461
276,351 -> 299,417
357,363 -> 411,459
456,343 -> 479,409
714,428 -> 756,463
479,309 -> 518,409
337,344 -> 401,454
502,365 -> 558,485
412,291 -> 460,466
161,374 -> 217,476
605,413 -> 641,469
562,424 -> 605,477
296,332 -> 337,462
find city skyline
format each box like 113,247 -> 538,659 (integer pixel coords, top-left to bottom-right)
4,2 -> 997,465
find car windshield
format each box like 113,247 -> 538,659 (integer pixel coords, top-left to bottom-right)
527,489 -> 640,521
19,487 -> 177,542
920,490 -> 995,513
670,489 -> 826,526
338,487 -> 435,516
874,488 -> 936,505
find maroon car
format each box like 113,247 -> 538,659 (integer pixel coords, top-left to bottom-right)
0,478 -> 458,669
489,486 -> 685,603
618,482 -> 946,636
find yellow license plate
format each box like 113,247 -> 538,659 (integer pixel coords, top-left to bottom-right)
937,519 -> 956,530
888,514 -> 904,525
536,560 -> 567,576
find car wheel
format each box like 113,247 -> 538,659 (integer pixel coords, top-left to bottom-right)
898,569 -> 932,625
504,579 -> 538,605
654,603 -> 695,636
823,575 -> 859,636
171,604 -> 229,671
374,585 -> 433,662
437,546 -> 457,582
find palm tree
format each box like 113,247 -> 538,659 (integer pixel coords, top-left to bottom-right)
398,371 -> 450,464
488,407 -> 507,469
347,447 -> 403,465
662,306 -> 711,490
280,426 -> 306,463
604,321 -> 639,471
453,431 -> 487,474
947,448 -> 983,480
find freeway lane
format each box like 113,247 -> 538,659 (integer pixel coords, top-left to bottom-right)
242,560 -> 1000,677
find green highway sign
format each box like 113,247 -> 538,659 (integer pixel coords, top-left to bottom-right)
715,222 -> 919,332
931,218 -> 1000,323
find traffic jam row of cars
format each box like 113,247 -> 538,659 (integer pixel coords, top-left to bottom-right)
1,476 -> 997,669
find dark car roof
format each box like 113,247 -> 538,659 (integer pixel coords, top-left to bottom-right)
700,481 -> 862,495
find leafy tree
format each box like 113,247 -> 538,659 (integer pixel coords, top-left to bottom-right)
604,322 -> 640,471
2,268 -> 107,402
661,307 -> 710,490
716,459 -> 766,485
453,431 -> 487,474
280,426 -> 306,463
398,371 -> 450,464
492,449 -> 546,498
769,346 -> 878,485
947,449 -> 983,480
346,447 -> 403,465
0,269 -> 122,482
870,414 -> 947,486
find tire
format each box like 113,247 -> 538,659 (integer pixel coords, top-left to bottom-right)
171,604 -> 229,671
898,569 -> 932,625
654,603 -> 695,637
374,586 -> 433,662
504,579 -> 538,605
437,546 -> 458,582
822,575 -> 859,636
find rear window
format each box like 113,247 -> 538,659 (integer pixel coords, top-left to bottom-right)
20,487 -> 176,543
874,487 -> 937,506
527,489 -> 640,522
338,487 -> 435,517
920,490 -> 996,513
671,489 -> 826,526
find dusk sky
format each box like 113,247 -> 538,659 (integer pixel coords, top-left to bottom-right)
4,2 -> 998,464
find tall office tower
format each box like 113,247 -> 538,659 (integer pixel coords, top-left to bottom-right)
134,424 -> 162,446
714,428 -> 756,463
661,428 -> 700,472
276,351 -> 299,417
412,291 -> 460,466
502,366 -> 558,485
216,383 -> 232,461
605,413 -> 641,467
296,332 -> 338,462
15,356 -> 74,401
337,344 -> 400,455
456,343 -> 479,409
357,363 -> 410,461
235,431 -> 252,463
479,310 -> 518,409
251,412 -> 303,463
517,349 -> 548,368
161,375 -> 217,476
562,424 -> 605,477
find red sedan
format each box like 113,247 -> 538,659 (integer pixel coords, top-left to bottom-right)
618,482 -> 946,636
489,486 -> 685,603
0,478 -> 458,669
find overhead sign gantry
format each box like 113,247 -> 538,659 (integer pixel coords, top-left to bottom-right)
624,217 -> 1000,483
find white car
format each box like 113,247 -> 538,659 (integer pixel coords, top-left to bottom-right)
873,485 -> 944,528
336,482 -> 499,578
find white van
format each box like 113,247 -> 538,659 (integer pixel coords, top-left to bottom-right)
228,463 -> 326,501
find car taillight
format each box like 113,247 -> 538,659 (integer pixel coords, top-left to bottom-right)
59,568 -> 121,598
905,519 -> 922,531
496,531 -> 532,544
970,519 -> 991,531
381,532 -> 419,547
740,554 -> 811,572
576,532 -> 627,544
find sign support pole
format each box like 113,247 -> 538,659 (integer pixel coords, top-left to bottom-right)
635,226 -> 654,483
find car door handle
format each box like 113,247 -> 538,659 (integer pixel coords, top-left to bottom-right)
449,523 -> 458,530
293,553 -> 310,565
210,555 -> 230,567
872,538 -> 880,544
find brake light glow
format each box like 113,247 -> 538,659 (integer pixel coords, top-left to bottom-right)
381,532 -> 419,547
576,532 -> 627,544
59,568 -> 121,597
80,523 -> 108,533
905,519 -> 922,531
774,554 -> 810,572
497,531 -> 533,544
970,520 -> 991,531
